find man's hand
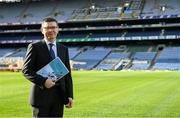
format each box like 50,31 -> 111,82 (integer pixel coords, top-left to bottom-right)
44,79 -> 55,88
65,97 -> 73,108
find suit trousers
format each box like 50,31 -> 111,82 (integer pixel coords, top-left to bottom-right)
32,101 -> 64,118
32,87 -> 65,118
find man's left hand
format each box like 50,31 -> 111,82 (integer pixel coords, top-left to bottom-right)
65,97 -> 73,108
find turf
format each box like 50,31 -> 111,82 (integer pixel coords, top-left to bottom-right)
0,71 -> 180,117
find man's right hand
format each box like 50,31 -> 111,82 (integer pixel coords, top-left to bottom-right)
44,79 -> 55,88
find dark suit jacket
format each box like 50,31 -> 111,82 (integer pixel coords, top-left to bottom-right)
22,40 -> 73,107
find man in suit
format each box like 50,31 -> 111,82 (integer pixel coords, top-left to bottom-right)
22,17 -> 73,117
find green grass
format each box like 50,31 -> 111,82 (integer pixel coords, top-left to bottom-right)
0,71 -> 180,117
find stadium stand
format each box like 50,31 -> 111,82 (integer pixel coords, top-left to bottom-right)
132,52 -> 156,61
0,48 -> 14,57
95,52 -> 130,70
73,47 -> 111,70
0,0 -> 180,71
130,52 -> 156,70
141,0 -> 180,19
153,47 -> 180,70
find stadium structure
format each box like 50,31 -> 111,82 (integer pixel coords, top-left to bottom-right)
0,0 -> 180,71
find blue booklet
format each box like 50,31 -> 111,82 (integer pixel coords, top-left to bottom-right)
37,57 -> 69,81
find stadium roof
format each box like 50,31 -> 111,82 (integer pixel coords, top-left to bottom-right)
0,0 -> 21,2
0,0 -> 40,2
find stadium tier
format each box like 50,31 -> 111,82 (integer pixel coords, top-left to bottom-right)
0,0 -> 180,71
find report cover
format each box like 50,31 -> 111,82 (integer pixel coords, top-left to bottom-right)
37,57 -> 69,81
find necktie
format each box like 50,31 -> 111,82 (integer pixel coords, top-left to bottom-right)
49,43 -> 55,59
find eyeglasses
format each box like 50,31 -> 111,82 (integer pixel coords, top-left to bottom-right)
42,26 -> 59,30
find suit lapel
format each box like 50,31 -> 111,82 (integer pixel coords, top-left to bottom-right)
56,43 -> 65,63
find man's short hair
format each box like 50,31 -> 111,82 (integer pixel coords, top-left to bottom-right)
42,17 -> 58,24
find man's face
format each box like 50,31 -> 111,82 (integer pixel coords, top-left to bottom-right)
41,21 -> 59,42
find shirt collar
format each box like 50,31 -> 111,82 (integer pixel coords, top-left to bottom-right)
44,38 -> 56,46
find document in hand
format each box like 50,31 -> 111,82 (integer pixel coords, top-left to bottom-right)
37,57 -> 69,81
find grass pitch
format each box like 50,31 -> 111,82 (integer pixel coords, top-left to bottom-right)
0,71 -> 180,117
